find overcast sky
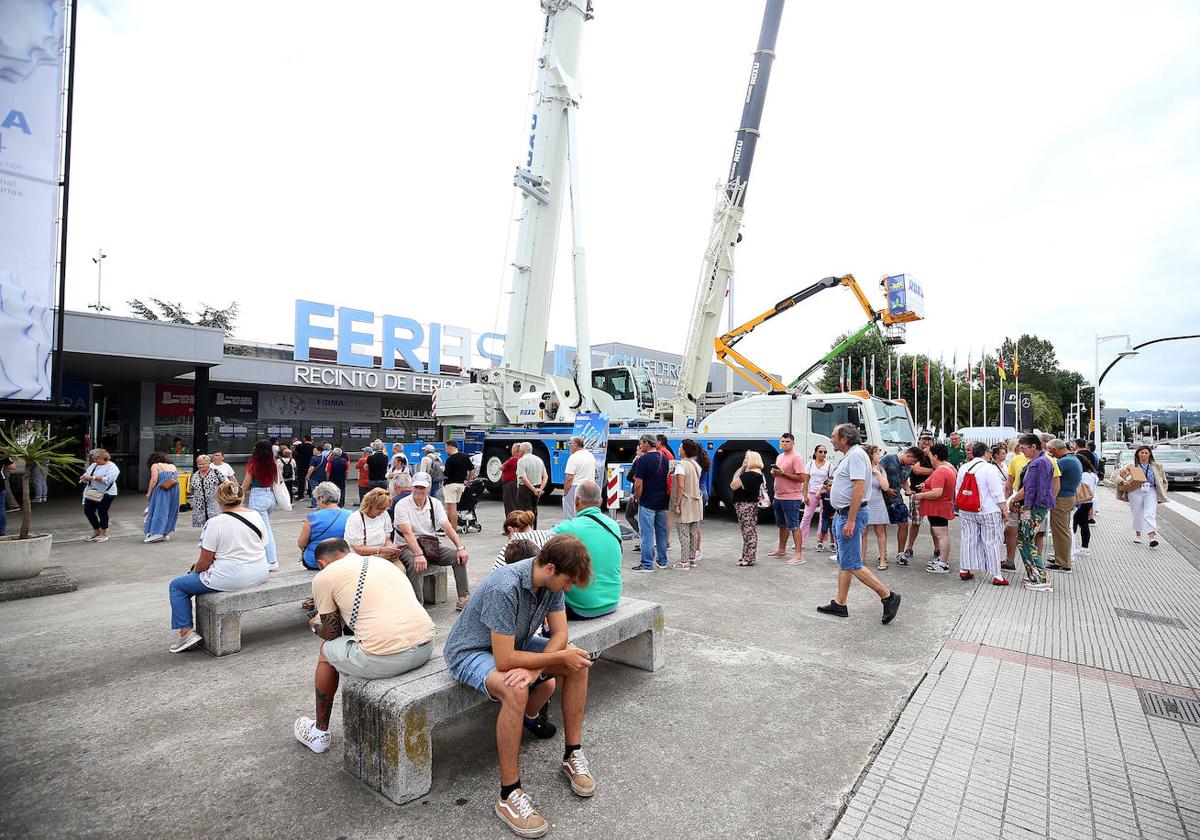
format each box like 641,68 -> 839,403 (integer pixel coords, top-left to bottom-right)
65,0 -> 1199,412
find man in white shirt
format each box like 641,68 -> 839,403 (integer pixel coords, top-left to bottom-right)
210,451 -> 236,481
817,424 -> 901,624
515,442 -> 549,527
561,436 -> 598,521
955,441 -> 1009,585
393,472 -> 471,610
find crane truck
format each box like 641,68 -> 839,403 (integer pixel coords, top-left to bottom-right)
435,0 -> 918,510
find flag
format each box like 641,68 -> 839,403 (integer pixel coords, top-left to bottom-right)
924,358 -> 930,385
980,348 -> 986,385
1013,342 -> 1019,378
998,350 -> 1007,383
886,353 -> 892,394
861,357 -> 867,391
911,356 -> 917,390
839,357 -> 845,392
871,356 -> 876,391
967,351 -> 972,385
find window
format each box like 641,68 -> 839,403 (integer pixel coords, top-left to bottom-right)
809,402 -> 853,439
593,369 -> 635,402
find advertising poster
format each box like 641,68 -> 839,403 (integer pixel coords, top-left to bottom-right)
571,412 -> 608,483
0,0 -> 68,401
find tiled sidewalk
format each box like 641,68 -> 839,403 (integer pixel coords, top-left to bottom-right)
831,486 -> 1200,840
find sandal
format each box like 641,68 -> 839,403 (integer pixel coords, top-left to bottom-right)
737,559 -> 756,567
877,558 -> 888,571
670,561 -> 692,570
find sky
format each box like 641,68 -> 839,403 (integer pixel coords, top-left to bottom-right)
62,0 -> 1200,412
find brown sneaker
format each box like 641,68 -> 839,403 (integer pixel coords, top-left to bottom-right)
494,788 -> 548,838
561,749 -> 596,797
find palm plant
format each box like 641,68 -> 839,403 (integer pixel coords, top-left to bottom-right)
0,425 -> 85,540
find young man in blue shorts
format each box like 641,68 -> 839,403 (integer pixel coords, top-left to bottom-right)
816,423 -> 902,624
443,534 -> 596,838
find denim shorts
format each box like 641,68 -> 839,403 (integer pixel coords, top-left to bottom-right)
772,497 -> 803,530
449,634 -> 549,700
833,508 -> 870,571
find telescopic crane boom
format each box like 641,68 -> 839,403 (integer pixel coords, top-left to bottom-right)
669,0 -> 785,427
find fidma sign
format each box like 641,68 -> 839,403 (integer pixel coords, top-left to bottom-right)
294,300 -> 504,373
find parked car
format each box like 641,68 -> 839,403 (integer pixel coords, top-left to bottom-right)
1154,449 -> 1200,489
1101,441 -> 1126,465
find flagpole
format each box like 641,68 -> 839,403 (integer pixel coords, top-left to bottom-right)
967,351 -> 973,428
981,345 -> 987,427
1014,340 -> 1020,432
952,350 -> 958,433
939,355 -> 945,436
998,347 -> 1004,427
925,358 -> 930,432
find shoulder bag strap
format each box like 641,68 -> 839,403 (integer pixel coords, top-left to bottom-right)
222,510 -> 263,540
580,512 -> 622,548
355,511 -> 368,546
346,558 -> 369,633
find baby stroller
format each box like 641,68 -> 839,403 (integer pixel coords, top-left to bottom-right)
456,477 -> 486,533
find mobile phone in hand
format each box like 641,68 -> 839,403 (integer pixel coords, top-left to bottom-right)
306,610 -> 318,620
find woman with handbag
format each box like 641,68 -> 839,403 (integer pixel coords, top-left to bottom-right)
343,488 -> 401,561
298,482 -> 353,570
167,481 -> 269,653
189,455 -> 223,530
80,448 -> 120,543
730,451 -> 766,567
144,452 -> 180,544
1072,456 -> 1098,557
1117,445 -> 1167,547
242,440 -> 282,571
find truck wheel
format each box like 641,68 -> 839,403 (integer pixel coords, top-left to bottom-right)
481,447 -> 509,497
716,456 -> 740,513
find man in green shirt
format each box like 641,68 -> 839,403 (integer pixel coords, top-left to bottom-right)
552,480 -> 622,618
946,432 -> 967,469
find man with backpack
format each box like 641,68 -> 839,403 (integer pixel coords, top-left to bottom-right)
419,444 -> 445,500
954,441 -> 1009,585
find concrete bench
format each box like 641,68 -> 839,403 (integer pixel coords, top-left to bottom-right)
196,566 -> 448,657
340,597 -> 665,805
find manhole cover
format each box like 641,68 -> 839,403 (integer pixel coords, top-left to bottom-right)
1115,608 -> 1188,630
1140,690 -> 1200,726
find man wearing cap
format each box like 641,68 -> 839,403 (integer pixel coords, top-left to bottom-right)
898,431 -> 936,565
1047,439 -> 1080,571
442,440 -> 476,530
393,471 -> 471,610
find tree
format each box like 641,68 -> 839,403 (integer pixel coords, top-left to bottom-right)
0,425 -> 85,540
127,298 -> 241,336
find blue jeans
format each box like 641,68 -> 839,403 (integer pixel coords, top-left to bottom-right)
308,478 -> 319,508
246,487 -> 278,567
638,506 -> 668,569
833,508 -> 870,571
169,572 -> 217,629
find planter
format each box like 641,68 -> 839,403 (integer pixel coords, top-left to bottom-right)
0,533 -> 53,581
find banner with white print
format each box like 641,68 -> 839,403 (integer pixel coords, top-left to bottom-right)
571,412 -> 609,484
0,0 -> 67,401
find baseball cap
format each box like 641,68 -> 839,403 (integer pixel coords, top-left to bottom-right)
412,471 -> 432,488
422,444 -> 436,452
919,429 -> 934,439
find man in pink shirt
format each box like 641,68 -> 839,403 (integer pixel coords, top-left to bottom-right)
767,433 -> 810,564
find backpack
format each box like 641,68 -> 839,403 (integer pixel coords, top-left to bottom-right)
428,455 -> 445,484
954,464 -> 982,513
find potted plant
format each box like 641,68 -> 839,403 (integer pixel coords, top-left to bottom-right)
0,425 -> 84,580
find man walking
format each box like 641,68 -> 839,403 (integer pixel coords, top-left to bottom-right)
561,436 -> 598,522
1008,434 -> 1056,591
630,434 -> 670,571
443,535 -> 597,837
817,424 -> 901,623
516,442 -> 548,528
899,431 -> 936,564
442,440 -> 475,530
879,447 -> 925,563
1047,439 -> 1080,571
766,432 -> 808,564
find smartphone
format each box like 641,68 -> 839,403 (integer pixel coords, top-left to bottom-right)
305,609 -> 318,620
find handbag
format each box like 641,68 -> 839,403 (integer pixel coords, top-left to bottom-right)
272,480 -> 293,511
1074,482 -> 1094,504
83,464 -> 111,502
757,474 -> 771,509
415,501 -> 441,559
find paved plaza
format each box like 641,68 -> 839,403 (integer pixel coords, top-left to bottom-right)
2,486 -> 1199,838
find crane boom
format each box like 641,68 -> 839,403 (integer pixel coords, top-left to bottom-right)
670,0 -> 784,426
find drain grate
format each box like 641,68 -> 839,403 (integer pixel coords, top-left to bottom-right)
1140,690 -> 1200,726
1115,608 -> 1188,630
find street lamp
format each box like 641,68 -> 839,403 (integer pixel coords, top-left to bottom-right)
1175,403 -> 1184,442
89,249 -> 110,312
1095,334 -> 1137,456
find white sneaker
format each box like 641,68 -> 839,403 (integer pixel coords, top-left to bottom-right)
169,630 -> 203,653
925,559 -> 950,574
144,534 -> 163,544
294,716 -> 331,754
93,535 -> 108,543
1080,547 -> 1091,556
692,550 -> 703,565
1133,537 -> 1142,544
84,535 -> 98,542
1023,581 -> 1053,591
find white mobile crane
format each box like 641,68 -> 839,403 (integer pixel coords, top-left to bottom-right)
433,0 -> 655,430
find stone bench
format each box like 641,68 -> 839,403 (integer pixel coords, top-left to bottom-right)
196,565 -> 448,657
340,597 -> 665,805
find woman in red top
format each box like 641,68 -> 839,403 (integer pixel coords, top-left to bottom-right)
912,443 -> 958,574
500,442 -> 521,521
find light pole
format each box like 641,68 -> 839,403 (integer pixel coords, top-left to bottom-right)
89,249 -> 110,312
1175,403 -> 1184,442
1095,334 -> 1137,457
1076,383 -> 1092,441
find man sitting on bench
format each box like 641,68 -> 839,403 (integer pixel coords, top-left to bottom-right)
443,534 -> 596,838
294,538 -> 435,754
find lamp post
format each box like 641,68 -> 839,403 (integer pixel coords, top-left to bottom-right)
1175,403 -> 1184,443
1094,334 -> 1137,457
89,249 -> 110,312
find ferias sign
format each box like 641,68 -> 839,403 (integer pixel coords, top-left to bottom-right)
294,300 -> 505,372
